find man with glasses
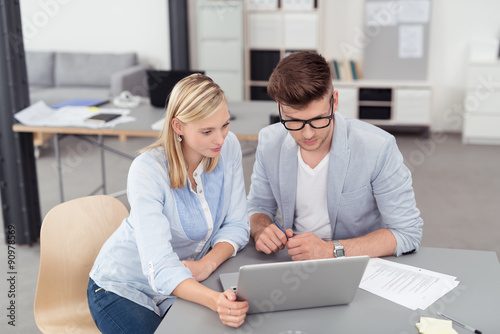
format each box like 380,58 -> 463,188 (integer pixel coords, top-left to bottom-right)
247,52 -> 423,260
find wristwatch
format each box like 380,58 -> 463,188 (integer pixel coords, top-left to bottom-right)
333,240 -> 345,258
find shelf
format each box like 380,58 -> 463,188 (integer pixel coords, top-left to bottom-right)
358,101 -> 392,107
335,82 -> 431,135
244,1 -> 322,100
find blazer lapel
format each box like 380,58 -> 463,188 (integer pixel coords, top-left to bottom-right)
279,133 -> 298,230
327,112 -> 350,238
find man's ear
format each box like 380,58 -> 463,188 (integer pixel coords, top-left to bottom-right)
171,118 -> 183,136
333,89 -> 339,113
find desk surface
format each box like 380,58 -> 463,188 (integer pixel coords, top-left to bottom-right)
12,101 -> 276,141
157,246 -> 500,334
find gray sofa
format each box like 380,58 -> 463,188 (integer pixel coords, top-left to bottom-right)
26,51 -> 150,106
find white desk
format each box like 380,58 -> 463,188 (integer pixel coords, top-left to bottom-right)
157,245 -> 500,333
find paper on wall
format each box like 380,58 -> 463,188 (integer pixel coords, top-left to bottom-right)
399,24 -> 424,58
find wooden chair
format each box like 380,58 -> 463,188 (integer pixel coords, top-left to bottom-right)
34,195 -> 129,333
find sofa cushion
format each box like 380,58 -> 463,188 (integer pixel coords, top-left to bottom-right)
54,52 -> 137,88
26,51 -> 55,87
29,87 -> 111,106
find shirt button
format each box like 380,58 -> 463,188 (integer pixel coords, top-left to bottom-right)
199,189 -> 203,194
194,172 -> 197,177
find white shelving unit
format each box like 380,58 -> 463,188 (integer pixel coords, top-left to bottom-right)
462,61 -> 500,145
334,80 -> 432,135
195,0 -> 244,101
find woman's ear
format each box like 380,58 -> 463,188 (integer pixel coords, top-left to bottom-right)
171,118 -> 183,136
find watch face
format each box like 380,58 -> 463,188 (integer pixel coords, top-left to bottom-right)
333,241 -> 345,257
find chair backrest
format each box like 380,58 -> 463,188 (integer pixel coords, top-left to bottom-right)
34,195 -> 129,333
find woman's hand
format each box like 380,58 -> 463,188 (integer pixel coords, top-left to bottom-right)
216,290 -> 249,328
182,259 -> 216,282
183,242 -> 236,282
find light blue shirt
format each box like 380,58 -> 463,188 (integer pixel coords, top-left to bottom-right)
247,112 -> 423,256
90,132 -> 249,316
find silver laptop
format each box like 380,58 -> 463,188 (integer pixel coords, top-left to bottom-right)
219,256 -> 370,314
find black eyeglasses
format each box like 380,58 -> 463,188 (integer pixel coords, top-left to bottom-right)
278,95 -> 334,131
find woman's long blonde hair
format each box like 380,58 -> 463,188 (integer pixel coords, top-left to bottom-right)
142,74 -> 226,189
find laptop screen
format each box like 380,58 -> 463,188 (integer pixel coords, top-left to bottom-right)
147,70 -> 204,108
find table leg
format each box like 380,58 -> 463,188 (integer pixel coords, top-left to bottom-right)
53,133 -> 64,203
98,134 -> 107,195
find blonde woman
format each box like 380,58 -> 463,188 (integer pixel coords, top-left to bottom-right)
87,74 -> 250,332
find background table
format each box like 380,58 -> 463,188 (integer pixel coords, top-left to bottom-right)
12,100 -> 277,141
157,245 -> 500,333
12,101 -> 276,201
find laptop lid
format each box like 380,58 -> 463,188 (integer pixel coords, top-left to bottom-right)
220,256 -> 369,314
147,70 -> 204,108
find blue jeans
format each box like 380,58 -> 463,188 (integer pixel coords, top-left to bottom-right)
87,278 -> 164,334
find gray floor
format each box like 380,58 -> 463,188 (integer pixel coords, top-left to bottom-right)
1,132 -> 499,333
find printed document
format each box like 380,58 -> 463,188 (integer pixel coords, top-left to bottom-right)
359,258 -> 459,310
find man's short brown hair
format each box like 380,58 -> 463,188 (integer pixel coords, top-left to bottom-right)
267,51 -> 332,109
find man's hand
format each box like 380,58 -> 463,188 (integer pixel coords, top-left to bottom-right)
254,224 -> 293,254
286,232 -> 334,261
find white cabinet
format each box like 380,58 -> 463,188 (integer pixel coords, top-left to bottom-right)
394,88 -> 431,124
335,87 -> 358,119
333,80 -> 431,133
195,0 -> 244,101
463,62 -> 500,145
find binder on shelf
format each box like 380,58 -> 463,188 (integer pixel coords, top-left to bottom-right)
354,61 -> 363,80
333,59 -> 340,80
339,61 -> 351,81
329,61 -> 337,80
350,60 -> 358,80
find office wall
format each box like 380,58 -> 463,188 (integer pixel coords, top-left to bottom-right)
322,0 -> 500,132
20,0 -> 170,68
19,0 -> 500,132
427,0 -> 500,132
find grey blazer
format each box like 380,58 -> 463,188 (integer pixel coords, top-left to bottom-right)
247,112 -> 423,256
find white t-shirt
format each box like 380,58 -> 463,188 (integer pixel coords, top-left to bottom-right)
293,148 -> 332,240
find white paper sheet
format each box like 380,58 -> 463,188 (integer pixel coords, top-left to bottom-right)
365,1 -> 398,26
14,101 -> 133,128
399,0 -> 431,23
399,24 -> 424,58
359,258 -> 460,310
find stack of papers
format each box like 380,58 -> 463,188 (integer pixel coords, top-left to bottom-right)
359,258 -> 460,310
14,101 -> 134,128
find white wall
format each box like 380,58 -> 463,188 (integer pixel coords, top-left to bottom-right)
321,0 -> 500,132
20,0 -> 170,69
19,0 -> 500,132
427,0 -> 500,132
